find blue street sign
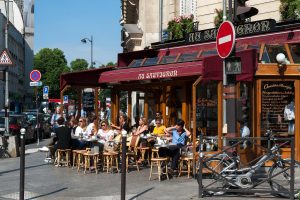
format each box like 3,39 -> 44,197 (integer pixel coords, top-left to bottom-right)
43,86 -> 49,94
63,95 -> 68,104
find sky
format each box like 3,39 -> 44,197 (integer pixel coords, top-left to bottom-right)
34,0 -> 122,66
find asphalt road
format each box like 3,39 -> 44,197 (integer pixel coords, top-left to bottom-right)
0,139 -> 293,200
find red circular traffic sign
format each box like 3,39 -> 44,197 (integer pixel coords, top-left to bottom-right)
30,70 -> 41,82
216,21 -> 236,59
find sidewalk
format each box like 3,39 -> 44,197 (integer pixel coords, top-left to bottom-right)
0,143 -> 290,200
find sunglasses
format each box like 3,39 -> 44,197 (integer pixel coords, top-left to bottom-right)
101,124 -> 106,127
79,120 -> 83,122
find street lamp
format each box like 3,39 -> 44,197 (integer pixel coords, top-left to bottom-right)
81,35 -> 94,68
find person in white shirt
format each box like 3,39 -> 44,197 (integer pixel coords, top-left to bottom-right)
97,121 -> 114,143
86,116 -> 98,136
97,120 -> 114,152
74,117 -> 88,138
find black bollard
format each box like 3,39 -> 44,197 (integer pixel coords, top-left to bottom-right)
20,128 -> 26,200
121,130 -> 127,200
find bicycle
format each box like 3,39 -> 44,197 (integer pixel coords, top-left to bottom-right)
199,130 -> 300,198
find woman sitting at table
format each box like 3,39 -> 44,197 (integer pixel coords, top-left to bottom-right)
111,113 -> 131,134
159,119 -> 191,176
73,117 -> 88,149
86,115 -> 98,136
97,120 -> 114,146
152,117 -> 166,136
134,117 -> 149,136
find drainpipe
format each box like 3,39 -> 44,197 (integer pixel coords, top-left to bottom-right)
159,0 -> 163,41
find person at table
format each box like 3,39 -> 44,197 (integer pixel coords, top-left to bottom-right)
86,115 -> 98,136
111,113 -> 131,134
49,117 -> 72,162
97,120 -> 114,151
159,119 -> 191,175
149,112 -> 164,126
98,120 -> 114,143
51,106 -> 63,131
134,117 -> 149,136
152,117 -> 166,136
74,117 -> 88,137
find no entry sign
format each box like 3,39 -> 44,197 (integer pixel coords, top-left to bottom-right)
30,70 -> 41,82
216,21 -> 236,59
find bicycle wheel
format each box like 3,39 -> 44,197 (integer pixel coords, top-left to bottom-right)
269,159 -> 300,198
197,157 -> 231,186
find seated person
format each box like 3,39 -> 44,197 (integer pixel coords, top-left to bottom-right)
159,119 -> 191,174
134,117 -> 149,136
54,117 -> 72,150
152,117 -> 166,136
74,117 -> 88,137
48,117 -> 72,160
149,112 -> 164,126
111,113 -> 131,134
86,115 -> 98,136
97,120 -> 114,151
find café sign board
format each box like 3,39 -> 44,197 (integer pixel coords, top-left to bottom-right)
186,19 -> 276,44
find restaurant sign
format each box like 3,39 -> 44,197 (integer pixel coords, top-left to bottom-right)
186,19 -> 276,44
137,70 -> 178,80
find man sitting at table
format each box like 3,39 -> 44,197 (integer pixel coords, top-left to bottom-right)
159,119 -> 191,175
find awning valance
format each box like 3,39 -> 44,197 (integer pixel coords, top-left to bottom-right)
60,67 -> 114,90
98,61 -> 204,83
202,49 -> 257,81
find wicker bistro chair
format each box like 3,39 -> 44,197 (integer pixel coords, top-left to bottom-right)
179,156 -> 194,178
56,149 -> 72,167
126,135 -> 140,172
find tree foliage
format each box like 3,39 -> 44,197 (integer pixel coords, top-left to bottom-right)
34,48 -> 69,98
70,59 -> 89,71
280,0 -> 300,21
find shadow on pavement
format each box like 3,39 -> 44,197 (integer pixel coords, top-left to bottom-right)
128,187 -> 154,200
0,163 -> 48,176
26,187 -> 68,200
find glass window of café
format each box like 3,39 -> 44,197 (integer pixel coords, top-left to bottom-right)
195,81 -> 218,152
260,81 -> 295,148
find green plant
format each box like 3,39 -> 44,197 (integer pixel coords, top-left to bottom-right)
214,9 -> 223,28
280,0 -> 300,21
167,15 -> 194,40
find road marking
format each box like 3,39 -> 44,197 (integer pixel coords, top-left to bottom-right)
218,34 -> 232,45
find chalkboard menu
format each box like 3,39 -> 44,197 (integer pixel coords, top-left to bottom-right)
261,81 -> 294,133
83,92 -> 94,111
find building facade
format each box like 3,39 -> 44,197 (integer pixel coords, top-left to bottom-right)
0,0 -> 28,112
121,0 -> 281,52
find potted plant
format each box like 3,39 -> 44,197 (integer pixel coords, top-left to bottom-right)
167,14 -> 194,40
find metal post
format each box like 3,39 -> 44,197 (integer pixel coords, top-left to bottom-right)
222,0 -> 228,136
91,35 -> 93,68
19,128 -> 26,200
290,137 -> 295,200
198,133 -> 203,198
4,0 -> 9,135
35,87 -> 39,145
121,130 -> 127,200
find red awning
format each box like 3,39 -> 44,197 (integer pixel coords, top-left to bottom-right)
60,67 -> 114,90
98,61 -> 203,83
202,49 -> 257,81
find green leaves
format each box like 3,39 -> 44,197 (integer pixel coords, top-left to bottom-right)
34,48 -> 69,98
280,0 -> 300,21
70,59 -> 89,71
167,15 -> 194,40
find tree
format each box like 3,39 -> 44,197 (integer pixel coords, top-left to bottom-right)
280,0 -> 300,21
34,48 -> 69,98
167,15 -> 194,40
70,59 -> 89,71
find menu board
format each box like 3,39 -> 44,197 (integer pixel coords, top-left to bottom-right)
261,81 -> 294,133
83,92 -> 94,111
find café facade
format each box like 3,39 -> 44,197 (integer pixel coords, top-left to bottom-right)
60,19 -> 300,161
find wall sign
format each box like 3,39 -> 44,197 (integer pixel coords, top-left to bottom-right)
187,19 -> 276,44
